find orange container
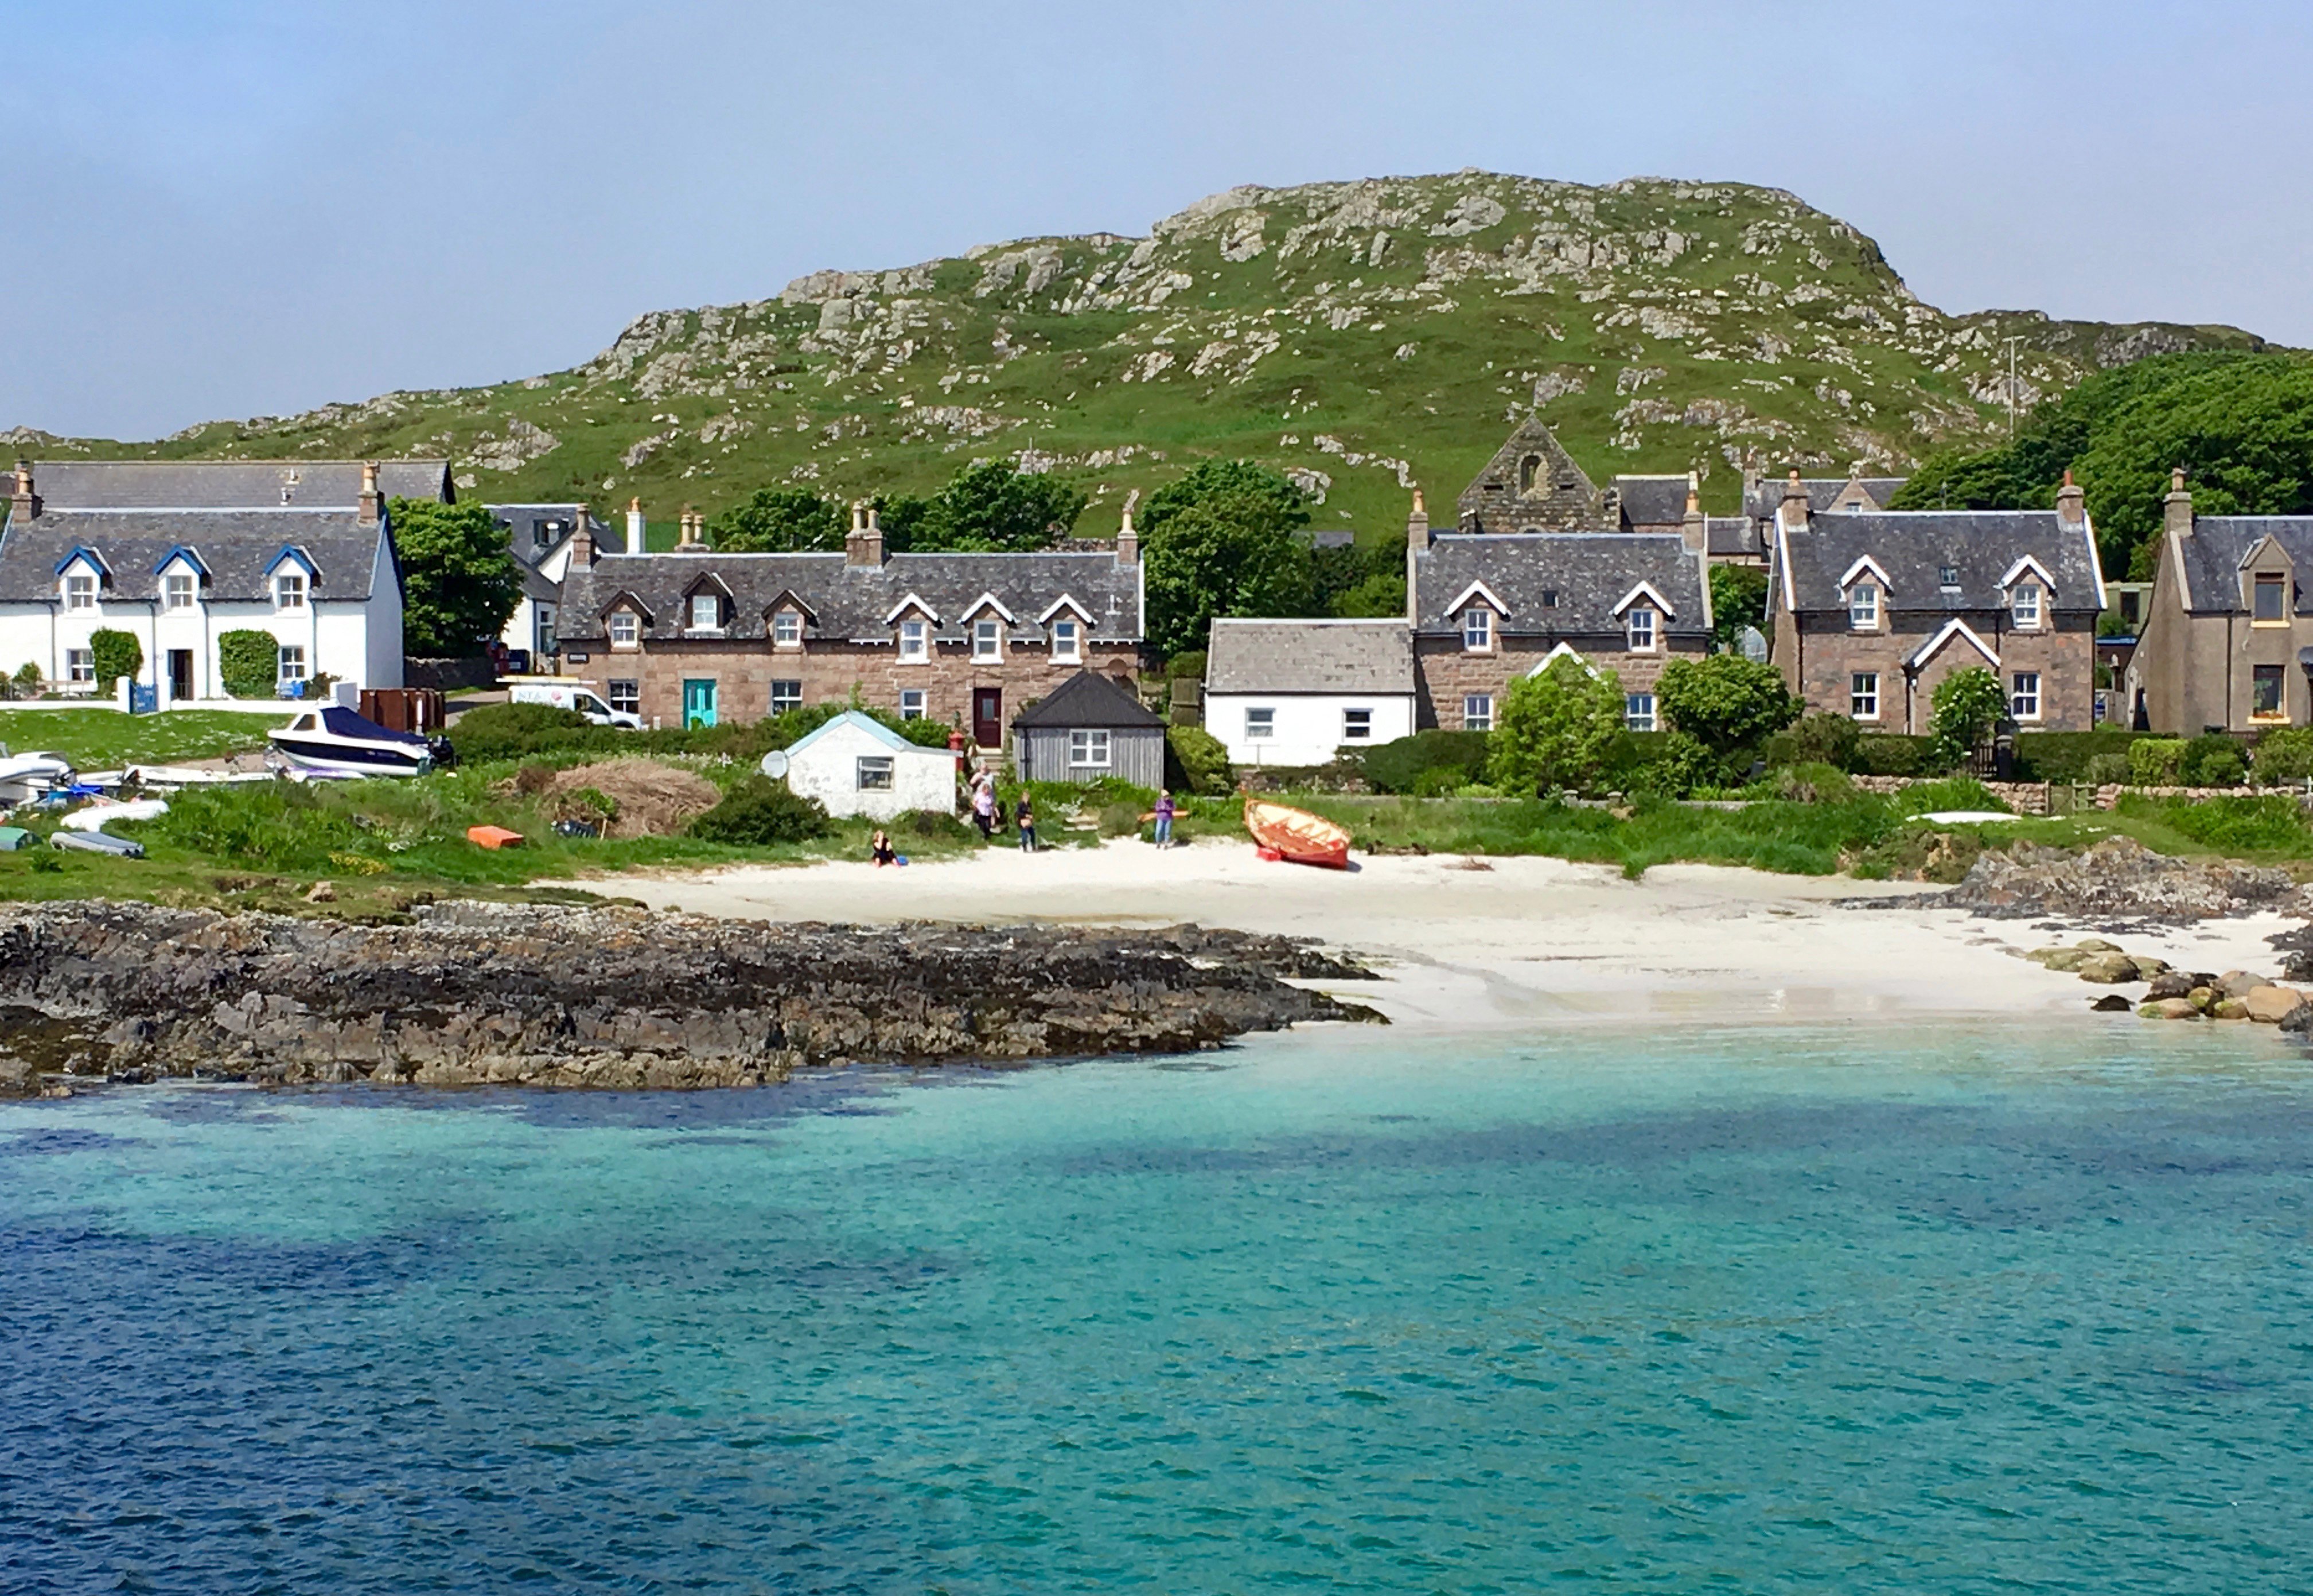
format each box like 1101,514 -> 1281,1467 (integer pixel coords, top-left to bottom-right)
467,825 -> 525,850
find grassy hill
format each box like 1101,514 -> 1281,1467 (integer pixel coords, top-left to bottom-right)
8,172 -> 2272,540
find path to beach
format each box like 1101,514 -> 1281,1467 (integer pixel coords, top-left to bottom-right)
617,841 -> 2300,1029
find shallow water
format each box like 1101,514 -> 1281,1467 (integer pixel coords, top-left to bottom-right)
3,1021 -> 2311,1593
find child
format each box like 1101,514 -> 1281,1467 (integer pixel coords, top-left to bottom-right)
869,829 -> 897,867
1152,789 -> 1175,849
1015,794 -> 1037,852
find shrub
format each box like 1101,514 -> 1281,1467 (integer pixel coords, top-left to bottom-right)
2180,733 -> 2245,787
1654,654 -> 1801,756
1852,735 -> 1938,776
687,778 -> 831,846
1409,766 -> 1464,798
2129,737 -> 2186,785
1361,729 -> 1491,794
1929,667 -> 2007,767
1097,801 -> 1144,837
1490,657 -> 1625,796
905,807 -> 963,838
2011,729 -> 2144,783
1625,730 -> 1720,798
1894,777 -> 2010,815
2082,752 -> 2133,785
88,629 -> 143,693
2125,793 -> 2307,852
1165,724 -> 1233,795
1770,762 -> 1855,804
217,630 -> 281,699
451,703 -> 603,763
2253,726 -> 2313,785
1166,650 -> 1207,682
1763,712 -> 1862,772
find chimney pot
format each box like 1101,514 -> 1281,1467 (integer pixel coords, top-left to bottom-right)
2164,465 -> 2194,540
2055,470 -> 2086,528
1780,467 -> 1809,532
9,460 -> 37,523
1115,506 -> 1139,566
1681,470 -> 1707,553
625,497 -> 645,551
357,461 -> 381,524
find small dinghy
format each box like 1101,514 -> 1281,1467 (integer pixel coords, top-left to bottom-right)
1243,799 -> 1352,870
0,750 -> 75,804
59,799 -> 169,832
268,706 -> 440,776
51,829 -> 144,859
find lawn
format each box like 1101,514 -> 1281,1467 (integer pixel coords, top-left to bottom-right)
0,709 -> 274,768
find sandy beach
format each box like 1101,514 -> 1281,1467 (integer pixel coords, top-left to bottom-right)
613,840 -> 2302,1031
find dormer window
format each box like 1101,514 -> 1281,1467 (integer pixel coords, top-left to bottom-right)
274,572 -> 306,611
1848,582 -> 1879,630
610,610 -> 641,648
2011,582 -> 2041,629
165,572 -> 196,611
899,618 -> 929,661
2254,573 -> 2288,625
974,618 -> 1002,661
1937,564 -> 1959,588
1050,618 -> 1081,662
65,573 -> 96,611
772,610 -> 803,647
1462,607 -> 1494,652
1625,606 -> 1657,652
1540,590 -> 1558,608
689,592 -> 720,631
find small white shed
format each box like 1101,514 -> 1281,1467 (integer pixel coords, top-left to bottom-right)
783,711 -> 956,820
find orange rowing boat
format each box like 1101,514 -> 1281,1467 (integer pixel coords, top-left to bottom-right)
1243,799 -> 1352,870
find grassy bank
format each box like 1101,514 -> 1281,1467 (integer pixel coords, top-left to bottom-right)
0,709 -> 272,767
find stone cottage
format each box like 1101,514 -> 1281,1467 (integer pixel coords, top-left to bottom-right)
2129,471 -> 2313,732
554,505 -> 1144,740
1766,471 -> 2104,733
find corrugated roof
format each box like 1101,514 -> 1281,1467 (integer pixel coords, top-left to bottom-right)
1205,618 -> 1414,693
1774,510 -> 2102,615
1412,533 -> 1711,637
1012,669 -> 1164,729
0,507 -> 390,602
25,459 -> 453,509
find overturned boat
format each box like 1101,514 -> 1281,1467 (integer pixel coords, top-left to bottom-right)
268,706 -> 443,776
1244,799 -> 1353,871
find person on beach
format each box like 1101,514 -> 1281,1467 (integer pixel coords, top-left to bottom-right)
971,774 -> 997,840
869,829 -> 897,867
1152,789 -> 1175,849
1016,794 -> 1037,852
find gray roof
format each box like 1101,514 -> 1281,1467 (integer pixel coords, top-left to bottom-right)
1012,668 -> 1163,730
487,502 -> 625,578
1611,475 -> 1693,528
25,459 -> 453,509
558,548 -> 1143,645
1412,533 -> 1711,638
1745,476 -> 1907,521
2172,517 -> 2313,614
1773,510 -> 2102,615
0,507 -> 392,603
1205,618 -> 1414,694
1706,516 -> 1761,558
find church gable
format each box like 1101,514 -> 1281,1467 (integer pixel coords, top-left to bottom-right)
1455,419 -> 1605,533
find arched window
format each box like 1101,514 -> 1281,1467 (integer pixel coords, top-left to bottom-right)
1518,454 -> 1543,493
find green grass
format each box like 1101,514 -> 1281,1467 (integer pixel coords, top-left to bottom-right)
0,709 -> 271,768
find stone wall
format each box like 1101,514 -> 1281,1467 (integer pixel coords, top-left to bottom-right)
1775,610 -> 2097,733
403,655 -> 498,691
1849,775 -> 2299,815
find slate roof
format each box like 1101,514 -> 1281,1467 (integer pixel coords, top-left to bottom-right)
1706,517 -> 1761,558
558,549 -> 1143,645
488,503 -> 625,568
1610,475 -> 1693,528
1205,618 -> 1414,694
2171,517 -> 2313,614
0,507 -> 391,603
1412,533 -> 1711,638
1773,510 -> 2103,615
1012,668 -> 1164,729
25,459 -> 453,509
1745,476 -> 1907,521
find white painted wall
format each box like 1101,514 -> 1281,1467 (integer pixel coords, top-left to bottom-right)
0,592 -> 398,698
1204,691 -> 1417,767
786,719 -> 958,820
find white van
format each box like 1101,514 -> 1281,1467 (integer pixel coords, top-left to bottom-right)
508,681 -> 642,730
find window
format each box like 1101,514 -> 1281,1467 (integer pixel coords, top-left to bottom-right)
1462,607 -> 1493,651
1937,564 -> 1959,588
1518,454 -> 1541,492
770,680 -> 803,715
2011,582 -> 2041,629
275,572 -> 306,610
1051,618 -> 1081,662
772,610 -> 802,646
1540,589 -> 1559,608
1625,693 -> 1657,732
610,610 -> 640,648
536,607 -> 558,657
65,573 -> 96,611
1463,693 -> 1493,733
1851,671 -> 1880,720
1069,729 -> 1111,768
855,756 -> 894,791
689,592 -> 719,631
2010,670 -> 2040,720
1848,582 -> 1879,630
899,689 -> 926,721
165,572 -> 196,611
1342,707 -> 1373,741
532,518 -> 563,550
1625,607 -> 1656,651
1245,707 -> 1275,741
608,679 -> 640,716
2253,664 -> 2286,719
65,648 -> 94,684
973,618 -> 1001,661
2254,573 -> 2288,623
899,618 -> 928,661
278,645 -> 307,684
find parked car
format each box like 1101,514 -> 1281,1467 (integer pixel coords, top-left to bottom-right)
507,680 -> 642,730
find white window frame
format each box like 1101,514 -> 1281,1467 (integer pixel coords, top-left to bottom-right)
1342,707 -> 1373,741
610,610 -> 641,649
2010,582 -> 2041,630
772,610 -> 803,647
2010,670 -> 2041,721
855,755 -> 894,791
770,680 -> 803,715
65,573 -> 97,611
1462,607 -> 1493,652
164,572 -> 196,611
278,644 -> 308,684
65,647 -> 94,684
1848,582 -> 1879,630
1624,692 -> 1656,732
688,592 -> 720,632
899,618 -> 929,661
899,688 -> 926,721
607,679 -> 640,716
1244,706 -> 1275,742
1068,728 -> 1111,768
1625,606 -> 1657,653
275,571 -> 307,611
1050,618 -> 1081,663
972,618 -> 1002,661
1463,693 -> 1493,733
1851,671 -> 1880,721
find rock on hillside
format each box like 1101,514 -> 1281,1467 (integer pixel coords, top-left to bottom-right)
27,173 -> 2268,539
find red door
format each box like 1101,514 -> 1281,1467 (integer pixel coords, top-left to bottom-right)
973,688 -> 1002,748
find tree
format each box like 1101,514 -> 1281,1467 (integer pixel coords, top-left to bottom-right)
88,629 -> 143,693
1488,655 -> 1626,796
1708,564 -> 1770,652
217,630 -> 279,699
708,487 -> 844,552
1143,492 -> 1315,657
390,498 -> 525,658
1930,666 -> 2008,767
1313,537 -> 1407,618
877,461 -> 1087,552
1143,459 -> 1311,538
1654,654 -> 1800,757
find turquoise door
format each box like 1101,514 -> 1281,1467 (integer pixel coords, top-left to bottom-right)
683,678 -> 718,728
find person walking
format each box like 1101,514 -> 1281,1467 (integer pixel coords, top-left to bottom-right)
971,773 -> 997,840
1015,793 -> 1037,852
1152,788 -> 1175,849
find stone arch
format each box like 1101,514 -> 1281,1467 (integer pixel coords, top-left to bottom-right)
1518,454 -> 1543,493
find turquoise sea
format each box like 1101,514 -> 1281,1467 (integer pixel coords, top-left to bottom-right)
3,1020 -> 2311,1593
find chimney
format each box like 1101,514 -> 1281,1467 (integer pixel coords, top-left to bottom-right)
676,509 -> 703,549
1681,470 -> 1707,553
1403,486 -> 1430,625
1115,506 -> 1139,566
2055,468 -> 2086,529
625,495 -> 645,551
568,502 -> 595,568
2164,466 -> 2193,539
846,501 -> 886,567
357,461 -> 381,525
1405,486 -> 1430,552
1780,468 -> 1809,532
9,461 -> 37,523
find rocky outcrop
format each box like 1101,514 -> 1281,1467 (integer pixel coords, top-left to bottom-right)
1945,836 -> 2303,922
0,901 -> 1379,1095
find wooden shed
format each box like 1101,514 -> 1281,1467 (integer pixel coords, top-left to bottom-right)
1011,669 -> 1166,786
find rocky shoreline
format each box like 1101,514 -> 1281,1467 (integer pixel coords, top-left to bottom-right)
0,900 -> 1381,1095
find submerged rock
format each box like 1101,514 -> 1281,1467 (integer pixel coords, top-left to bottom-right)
0,901 -> 1381,1094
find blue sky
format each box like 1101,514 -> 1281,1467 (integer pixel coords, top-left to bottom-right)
5,0 -> 2307,439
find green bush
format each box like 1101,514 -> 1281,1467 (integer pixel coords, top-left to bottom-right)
1767,762 -> 1855,803
1097,801 -> 1145,837
2123,793 -> 2306,852
1930,666 -> 2007,767
1490,656 -> 1625,796
2253,726 -> 2313,785
88,629 -> 143,693
217,630 -> 281,699
1361,729 -> 1490,794
1166,650 -> 1207,682
2180,733 -> 2245,787
2011,729 -> 2144,783
1852,735 -> 1938,776
1763,712 -> 1862,772
687,778 -> 832,846
1625,730 -> 1720,798
10,662 -> 40,699
1893,777 -> 2010,815
2082,752 -> 2132,785
1654,654 -> 1801,756
450,702 -> 603,762
1409,766 -> 1464,798
2128,737 -> 2186,785
1165,724 -> 1234,795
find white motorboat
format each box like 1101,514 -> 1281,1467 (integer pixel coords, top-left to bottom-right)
0,750 -> 76,805
267,707 -> 442,776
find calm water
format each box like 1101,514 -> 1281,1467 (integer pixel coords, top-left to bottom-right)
3,1022 -> 2311,1594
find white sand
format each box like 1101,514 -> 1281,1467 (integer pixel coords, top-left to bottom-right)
610,839 -> 2300,1031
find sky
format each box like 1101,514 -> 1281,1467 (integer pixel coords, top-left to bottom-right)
4,0 -> 2308,440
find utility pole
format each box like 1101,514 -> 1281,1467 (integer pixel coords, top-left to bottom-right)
2003,335 -> 2022,438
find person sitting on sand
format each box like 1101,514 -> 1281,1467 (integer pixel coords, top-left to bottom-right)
1016,795 -> 1037,852
870,829 -> 897,867
1152,788 -> 1175,849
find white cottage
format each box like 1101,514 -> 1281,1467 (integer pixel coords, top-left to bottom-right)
1203,618 -> 1417,766
488,498 -> 630,666
0,462 -> 404,700
782,711 -> 957,820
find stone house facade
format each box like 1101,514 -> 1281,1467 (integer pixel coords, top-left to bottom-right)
2129,472 -> 2313,732
554,508 -> 1144,741
1767,471 -> 2104,733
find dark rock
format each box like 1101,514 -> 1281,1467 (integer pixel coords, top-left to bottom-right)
2144,971 -> 2197,1000
2089,994 -> 2133,1012
1942,836 -> 2303,923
